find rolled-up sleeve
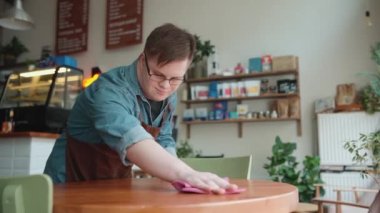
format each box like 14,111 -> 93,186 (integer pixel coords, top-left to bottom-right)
86,86 -> 153,165
156,97 -> 177,157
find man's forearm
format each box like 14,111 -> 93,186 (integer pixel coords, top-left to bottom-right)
126,139 -> 192,182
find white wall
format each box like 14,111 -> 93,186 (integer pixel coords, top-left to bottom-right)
2,0 -> 380,179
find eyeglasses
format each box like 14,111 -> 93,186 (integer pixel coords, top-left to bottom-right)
144,53 -> 184,85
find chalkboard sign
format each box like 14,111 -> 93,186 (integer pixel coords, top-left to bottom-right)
106,0 -> 143,49
55,0 -> 89,55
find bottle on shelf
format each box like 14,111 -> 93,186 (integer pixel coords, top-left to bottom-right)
9,109 -> 14,132
207,50 -> 220,76
1,109 -> 14,133
1,109 -> 9,133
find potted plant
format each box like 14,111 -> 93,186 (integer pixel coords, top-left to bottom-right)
360,42 -> 380,114
1,36 -> 29,65
189,35 -> 215,79
176,140 -> 201,158
264,136 -> 324,202
344,130 -> 380,184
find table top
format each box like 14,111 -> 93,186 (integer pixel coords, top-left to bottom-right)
54,178 -> 298,213
0,131 -> 59,139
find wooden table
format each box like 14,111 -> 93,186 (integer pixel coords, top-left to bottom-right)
54,178 -> 298,213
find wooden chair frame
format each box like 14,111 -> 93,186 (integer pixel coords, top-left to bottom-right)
312,184 -> 379,213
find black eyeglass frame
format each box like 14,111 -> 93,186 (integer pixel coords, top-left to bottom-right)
143,53 -> 185,85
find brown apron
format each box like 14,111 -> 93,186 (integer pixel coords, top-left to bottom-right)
65,123 -> 162,182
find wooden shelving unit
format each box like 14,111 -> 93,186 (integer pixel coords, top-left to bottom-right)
182,58 -> 302,138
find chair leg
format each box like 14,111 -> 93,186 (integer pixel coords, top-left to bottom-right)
318,202 -> 324,213
336,191 -> 342,213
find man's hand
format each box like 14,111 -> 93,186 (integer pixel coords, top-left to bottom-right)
127,139 -> 237,194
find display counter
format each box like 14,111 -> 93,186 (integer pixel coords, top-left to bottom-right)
0,131 -> 58,177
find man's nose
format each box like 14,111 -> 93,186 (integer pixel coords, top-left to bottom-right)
158,79 -> 171,88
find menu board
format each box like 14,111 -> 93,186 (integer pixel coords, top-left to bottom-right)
106,0 -> 143,49
55,0 -> 89,55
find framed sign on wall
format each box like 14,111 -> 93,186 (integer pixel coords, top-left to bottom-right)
106,0 -> 143,49
55,0 -> 89,55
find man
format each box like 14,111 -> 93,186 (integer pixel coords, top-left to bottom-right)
44,23 -> 236,194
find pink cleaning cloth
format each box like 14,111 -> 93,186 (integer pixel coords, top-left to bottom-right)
171,180 -> 246,194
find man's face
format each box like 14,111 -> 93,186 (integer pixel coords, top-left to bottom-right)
140,53 -> 190,101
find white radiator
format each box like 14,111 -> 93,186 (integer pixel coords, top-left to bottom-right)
317,112 -> 380,166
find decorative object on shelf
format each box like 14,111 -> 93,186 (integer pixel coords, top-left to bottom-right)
1,36 -> 28,65
272,55 -> 297,72
365,10 -> 373,27
237,104 -> 248,118
0,0 -> 34,30
289,98 -> 300,118
261,55 -> 272,72
314,97 -> 335,114
270,110 -> 278,118
277,99 -> 289,118
248,57 -> 262,73
335,83 -> 357,106
264,136 -> 324,203
213,101 -> 228,120
195,108 -> 208,121
344,130 -> 380,185
189,35 -> 215,79
183,109 -> 195,121
245,80 -> 261,96
260,79 -> 269,94
269,85 -> 277,93
234,63 -> 245,74
277,79 -> 291,93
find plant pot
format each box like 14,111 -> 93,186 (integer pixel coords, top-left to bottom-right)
193,58 -> 207,79
3,54 -> 17,66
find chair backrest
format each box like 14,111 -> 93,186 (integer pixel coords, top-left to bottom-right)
181,155 -> 252,179
0,174 -> 53,213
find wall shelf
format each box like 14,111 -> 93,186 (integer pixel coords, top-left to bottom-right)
183,117 -> 301,138
182,57 -> 301,138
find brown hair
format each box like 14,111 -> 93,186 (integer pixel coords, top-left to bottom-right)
144,23 -> 195,66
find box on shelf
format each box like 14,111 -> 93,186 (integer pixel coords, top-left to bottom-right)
54,56 -> 77,67
237,104 -> 249,117
244,80 -> 261,96
191,85 -> 209,100
195,108 -> 208,120
249,57 -> 262,72
272,55 -> 297,71
183,109 -> 195,121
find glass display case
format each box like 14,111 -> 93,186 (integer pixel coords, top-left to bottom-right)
0,66 -> 83,133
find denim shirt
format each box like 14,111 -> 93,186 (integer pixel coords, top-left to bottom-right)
44,60 -> 177,183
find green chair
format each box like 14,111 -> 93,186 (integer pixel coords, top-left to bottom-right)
181,155 -> 252,179
0,174 -> 53,213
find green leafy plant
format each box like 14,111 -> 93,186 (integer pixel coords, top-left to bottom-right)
361,86 -> 380,114
344,130 -> 380,184
192,35 -> 215,65
176,140 -> 201,158
360,42 -> 380,113
2,36 -> 29,58
371,42 -> 380,66
264,136 -> 324,203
